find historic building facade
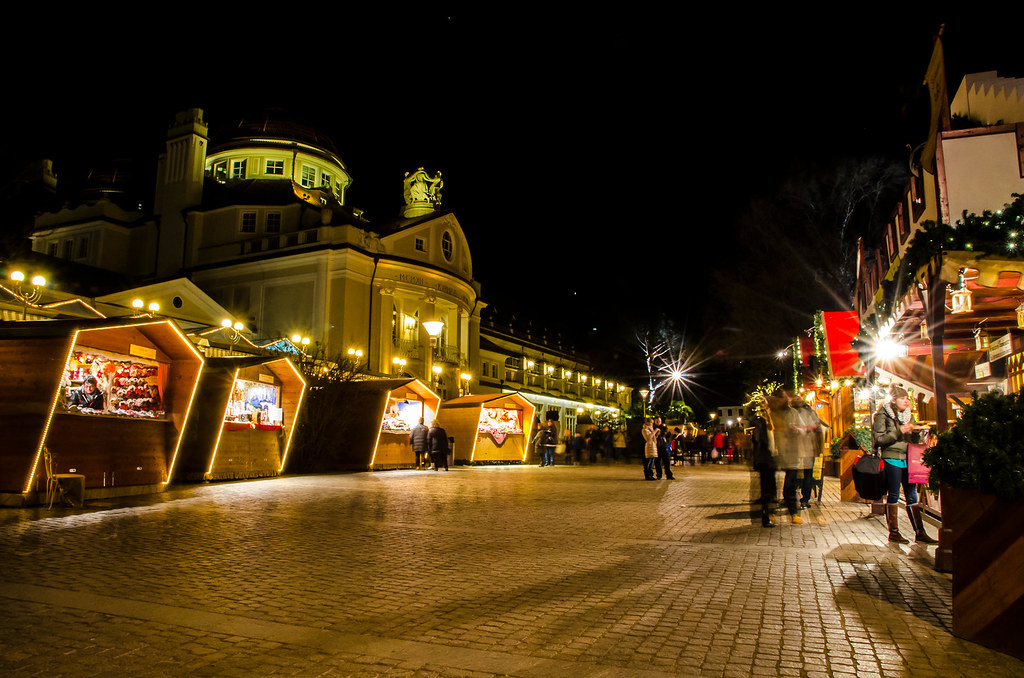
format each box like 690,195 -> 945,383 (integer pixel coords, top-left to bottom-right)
26,108 -> 628,414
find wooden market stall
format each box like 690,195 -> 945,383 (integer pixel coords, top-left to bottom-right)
174,356 -> 305,482
437,393 -> 536,465
330,378 -> 441,471
0,318 -> 204,506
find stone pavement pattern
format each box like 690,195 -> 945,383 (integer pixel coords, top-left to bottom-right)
1,464 -> 1023,678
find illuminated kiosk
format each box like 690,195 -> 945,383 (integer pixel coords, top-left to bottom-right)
437,393 -> 537,465
0,318 -> 204,507
332,378 -> 441,470
174,356 -> 305,482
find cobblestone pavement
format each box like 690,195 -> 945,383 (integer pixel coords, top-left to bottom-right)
2,463 -> 1023,678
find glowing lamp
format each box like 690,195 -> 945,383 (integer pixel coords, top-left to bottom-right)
422,320 -> 444,337
31,275 -> 45,286
301,337 -> 310,346
950,287 -> 972,314
222,319 -> 232,328
10,271 -> 25,282
920,321 -> 927,341
132,299 -> 144,309
292,334 -> 302,343
976,330 -> 990,351
432,365 -> 442,374
233,322 -> 244,331
148,302 -> 160,313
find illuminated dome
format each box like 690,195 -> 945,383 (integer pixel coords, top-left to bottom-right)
205,109 -> 352,204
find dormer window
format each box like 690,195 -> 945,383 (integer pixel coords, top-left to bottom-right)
415,238 -> 425,252
213,161 -> 227,183
265,159 -> 284,175
231,159 -> 247,180
300,166 -> 316,188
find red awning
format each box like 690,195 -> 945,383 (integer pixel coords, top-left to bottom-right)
822,311 -> 865,377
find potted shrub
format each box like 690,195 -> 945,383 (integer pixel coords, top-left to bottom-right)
923,390 -> 1024,661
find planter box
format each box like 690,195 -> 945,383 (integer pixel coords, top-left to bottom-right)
942,484 -> 1024,661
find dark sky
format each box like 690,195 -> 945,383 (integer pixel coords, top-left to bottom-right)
3,11 -> 1023,392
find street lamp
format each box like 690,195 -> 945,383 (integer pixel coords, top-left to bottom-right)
8,271 -> 46,319
639,388 -> 649,417
460,372 -> 471,396
422,320 -> 444,384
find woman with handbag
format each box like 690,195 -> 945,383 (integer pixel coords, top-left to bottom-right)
871,386 -> 938,544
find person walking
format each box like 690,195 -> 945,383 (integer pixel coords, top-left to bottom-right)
409,417 -> 429,469
872,386 -> 938,544
653,419 -> 674,480
641,418 -> 658,480
751,402 -> 777,527
612,427 -> 627,463
535,419 -> 558,467
427,419 -> 450,471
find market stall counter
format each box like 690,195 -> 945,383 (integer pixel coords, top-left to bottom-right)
328,379 -> 441,471
0,318 -> 203,506
437,393 -> 537,465
174,356 -> 305,482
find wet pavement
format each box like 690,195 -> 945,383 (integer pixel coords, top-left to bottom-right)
2,463 -> 1023,677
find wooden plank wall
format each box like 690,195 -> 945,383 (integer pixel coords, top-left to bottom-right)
373,435 -> 415,468
946,485 -> 1024,661
472,435 -> 525,463
437,406 -> 480,463
210,429 -> 282,480
44,414 -> 170,489
0,336 -> 71,492
174,368 -> 234,481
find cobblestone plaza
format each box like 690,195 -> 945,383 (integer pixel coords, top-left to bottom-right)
2,465 -> 1022,677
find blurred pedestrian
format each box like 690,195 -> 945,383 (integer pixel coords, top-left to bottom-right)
409,417 -> 429,469
641,418 -> 657,480
428,419 -> 450,471
751,399 -> 778,527
653,418 -> 674,480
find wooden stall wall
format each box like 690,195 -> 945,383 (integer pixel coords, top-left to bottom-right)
173,367 -> 235,482
44,415 -> 170,488
439,406 -> 482,464
472,435 -> 526,463
211,428 -> 283,479
0,335 -> 73,493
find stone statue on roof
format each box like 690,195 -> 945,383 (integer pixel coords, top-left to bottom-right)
402,168 -> 443,218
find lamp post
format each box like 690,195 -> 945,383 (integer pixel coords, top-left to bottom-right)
639,389 -> 649,418
8,271 -> 46,319
422,320 -> 444,385
460,372 -> 471,396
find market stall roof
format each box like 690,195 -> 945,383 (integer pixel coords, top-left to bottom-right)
874,252 -> 1024,397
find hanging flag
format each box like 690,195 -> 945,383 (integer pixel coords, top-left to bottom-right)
921,26 -> 950,173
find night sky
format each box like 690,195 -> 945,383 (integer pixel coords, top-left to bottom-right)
3,10 -> 1023,401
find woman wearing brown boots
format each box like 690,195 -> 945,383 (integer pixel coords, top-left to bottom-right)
872,386 -> 938,544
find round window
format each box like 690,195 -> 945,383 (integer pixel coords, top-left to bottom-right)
441,231 -> 453,262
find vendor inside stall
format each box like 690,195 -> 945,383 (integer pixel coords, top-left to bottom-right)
67,376 -> 104,411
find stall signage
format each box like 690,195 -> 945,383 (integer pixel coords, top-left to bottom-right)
975,361 -> 992,379
130,344 -> 157,360
989,333 -> 1012,362
258,373 -> 275,384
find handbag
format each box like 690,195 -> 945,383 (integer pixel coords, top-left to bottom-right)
852,451 -> 887,501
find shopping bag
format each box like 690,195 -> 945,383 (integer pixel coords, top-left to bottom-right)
812,454 -> 824,481
907,443 -> 930,484
852,453 -> 886,501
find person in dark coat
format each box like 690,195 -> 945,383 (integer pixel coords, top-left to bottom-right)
409,417 -> 429,469
751,403 -> 778,527
427,420 -> 450,471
